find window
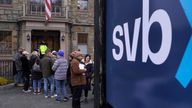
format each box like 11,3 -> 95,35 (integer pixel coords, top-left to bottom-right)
29,0 -> 62,13
77,0 -> 88,10
30,0 -> 44,14
0,0 -> 12,4
78,33 -> 88,55
52,0 -> 62,13
0,31 -> 12,54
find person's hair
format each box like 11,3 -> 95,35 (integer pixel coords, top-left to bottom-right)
31,51 -> 38,56
85,54 -> 91,61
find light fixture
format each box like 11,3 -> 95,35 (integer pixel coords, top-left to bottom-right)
61,35 -> 65,41
27,34 -> 30,41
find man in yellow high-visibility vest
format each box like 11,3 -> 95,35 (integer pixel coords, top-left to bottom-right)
39,41 -> 48,58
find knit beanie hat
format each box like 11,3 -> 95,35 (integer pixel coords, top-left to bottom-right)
57,50 -> 64,57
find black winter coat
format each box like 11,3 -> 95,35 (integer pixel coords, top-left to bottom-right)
20,55 -> 31,76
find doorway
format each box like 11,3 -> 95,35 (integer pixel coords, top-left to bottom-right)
31,30 -> 60,52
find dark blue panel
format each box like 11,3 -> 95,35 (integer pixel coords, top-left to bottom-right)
106,0 -> 192,108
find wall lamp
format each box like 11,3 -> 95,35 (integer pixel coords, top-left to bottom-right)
27,34 -> 30,41
61,35 -> 65,41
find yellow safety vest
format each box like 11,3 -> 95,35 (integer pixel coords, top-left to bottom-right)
39,45 -> 47,55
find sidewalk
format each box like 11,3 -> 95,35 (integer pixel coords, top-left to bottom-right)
0,87 -> 94,108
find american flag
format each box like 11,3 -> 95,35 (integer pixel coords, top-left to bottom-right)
45,0 -> 52,21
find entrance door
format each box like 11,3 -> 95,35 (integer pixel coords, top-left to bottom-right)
31,30 -> 60,52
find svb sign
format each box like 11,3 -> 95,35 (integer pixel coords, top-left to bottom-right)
106,0 -> 192,108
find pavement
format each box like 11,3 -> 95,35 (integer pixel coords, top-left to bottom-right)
0,86 -> 94,108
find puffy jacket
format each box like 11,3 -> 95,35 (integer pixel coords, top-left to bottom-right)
52,57 -> 68,80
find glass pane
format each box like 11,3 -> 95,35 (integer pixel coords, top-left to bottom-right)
78,44 -> 88,55
52,0 -> 61,5
77,0 -> 88,10
0,31 -> 12,54
0,36 -> 3,42
7,0 -> 12,4
0,0 -> 12,4
30,0 -> 43,4
78,33 -> 88,44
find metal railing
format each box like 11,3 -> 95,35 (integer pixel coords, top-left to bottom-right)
24,3 -> 89,22
25,3 -> 69,18
0,60 -> 13,80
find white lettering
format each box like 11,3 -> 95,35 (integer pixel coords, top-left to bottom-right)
111,0 -> 172,65
124,18 -> 141,61
142,0 -> 172,65
112,25 -> 124,61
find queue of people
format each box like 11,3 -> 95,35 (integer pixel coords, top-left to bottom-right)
13,47 -> 94,108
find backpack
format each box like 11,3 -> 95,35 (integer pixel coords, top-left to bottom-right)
32,63 -> 41,72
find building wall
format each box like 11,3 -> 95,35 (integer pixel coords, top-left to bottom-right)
71,25 -> 94,55
71,0 -> 94,56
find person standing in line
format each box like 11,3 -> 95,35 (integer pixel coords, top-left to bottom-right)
39,41 -> 47,59
52,50 -> 69,102
29,51 -> 39,88
51,50 -> 58,96
29,51 -> 39,71
66,55 -> 73,98
70,51 -> 86,108
81,54 -> 94,103
13,48 -> 24,86
20,51 -> 31,93
31,59 -> 42,94
40,49 -> 55,98
51,50 -> 57,61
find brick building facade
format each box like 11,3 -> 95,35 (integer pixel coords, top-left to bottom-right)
0,0 -> 94,79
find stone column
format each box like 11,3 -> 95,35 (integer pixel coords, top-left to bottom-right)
21,30 -> 31,53
60,30 -> 69,59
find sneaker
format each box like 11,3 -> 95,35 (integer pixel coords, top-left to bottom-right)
69,96 -> 73,100
18,83 -> 24,87
54,94 -> 57,97
27,89 -> 31,93
22,89 -> 27,93
63,97 -> 69,102
45,96 -> 48,98
22,89 -> 31,93
51,95 -> 55,98
81,97 -> 88,103
33,92 -> 37,95
37,92 -> 41,95
55,98 -> 61,102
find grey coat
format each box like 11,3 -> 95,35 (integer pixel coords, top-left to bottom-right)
13,52 -> 22,71
52,57 -> 68,80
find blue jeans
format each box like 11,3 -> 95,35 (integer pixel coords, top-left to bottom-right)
43,75 -> 54,96
55,79 -> 68,100
15,70 -> 24,84
33,79 -> 42,91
